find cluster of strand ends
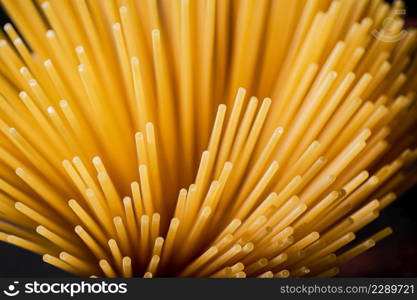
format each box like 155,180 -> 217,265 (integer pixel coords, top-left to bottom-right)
0,0 -> 416,278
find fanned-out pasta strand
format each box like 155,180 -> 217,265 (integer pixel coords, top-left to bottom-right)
0,0 -> 416,278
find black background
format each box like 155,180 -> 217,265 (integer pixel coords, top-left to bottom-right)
0,0 -> 416,277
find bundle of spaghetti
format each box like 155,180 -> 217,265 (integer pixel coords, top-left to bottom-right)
0,0 -> 416,278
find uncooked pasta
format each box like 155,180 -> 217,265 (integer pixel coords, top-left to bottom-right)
0,0 -> 416,278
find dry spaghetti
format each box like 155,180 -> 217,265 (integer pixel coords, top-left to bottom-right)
0,0 -> 416,278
